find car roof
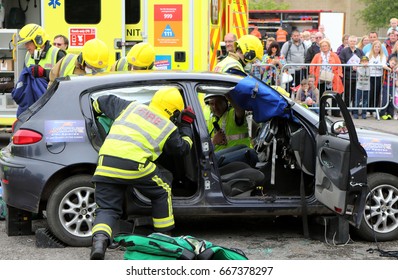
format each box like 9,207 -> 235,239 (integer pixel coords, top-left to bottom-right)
57,71 -> 244,89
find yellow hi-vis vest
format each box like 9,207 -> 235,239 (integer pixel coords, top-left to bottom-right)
24,45 -> 60,70
94,102 -> 177,180
59,53 -> 78,77
206,107 -> 250,152
213,53 -> 245,73
114,57 -> 129,71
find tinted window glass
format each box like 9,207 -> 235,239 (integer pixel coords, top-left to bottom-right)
65,0 -> 101,24
126,0 -> 140,24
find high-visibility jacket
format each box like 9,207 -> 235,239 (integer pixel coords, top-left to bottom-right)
48,53 -> 85,88
206,107 -> 250,152
111,57 -> 129,71
94,102 -> 178,180
24,44 -> 62,70
213,53 -> 245,73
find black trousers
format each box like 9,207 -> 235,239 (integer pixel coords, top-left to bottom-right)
92,166 -> 174,239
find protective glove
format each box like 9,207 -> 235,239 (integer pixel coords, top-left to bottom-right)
180,106 -> 196,125
30,65 -> 47,78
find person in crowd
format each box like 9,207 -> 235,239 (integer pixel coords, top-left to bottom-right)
302,31 -> 312,49
384,30 -> 398,56
310,32 -> 316,43
48,38 -> 109,88
363,32 -> 388,56
307,74 -> 320,97
336,34 -> 349,56
352,56 -> 371,119
261,41 -> 285,85
310,39 -> 344,116
380,56 -> 398,120
305,32 -> 323,63
339,35 -> 364,109
387,41 -> 398,60
264,37 -> 276,52
318,24 -> 326,39
276,26 -> 288,49
110,42 -> 156,71
387,17 -> 398,36
250,25 -> 262,39
295,78 -> 319,109
90,87 -> 195,260
357,35 -> 369,51
365,40 -> 386,117
53,34 -> 69,51
281,29 -> 307,92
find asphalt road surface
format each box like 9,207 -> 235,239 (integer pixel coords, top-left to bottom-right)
0,216 -> 398,260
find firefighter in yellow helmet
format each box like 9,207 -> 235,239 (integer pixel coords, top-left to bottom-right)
90,87 -> 195,260
17,23 -> 66,81
110,42 -> 156,71
213,34 -> 263,75
48,38 -> 109,88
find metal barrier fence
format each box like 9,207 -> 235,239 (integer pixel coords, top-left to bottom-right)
250,62 -> 397,119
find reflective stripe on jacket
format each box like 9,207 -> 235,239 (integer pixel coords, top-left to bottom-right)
214,54 -> 245,73
59,54 -> 78,77
95,102 -> 177,179
24,45 -> 60,70
206,107 -> 250,151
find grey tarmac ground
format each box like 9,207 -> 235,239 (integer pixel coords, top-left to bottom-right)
0,116 -> 398,261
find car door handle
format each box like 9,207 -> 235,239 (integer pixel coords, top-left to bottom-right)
319,149 -> 334,168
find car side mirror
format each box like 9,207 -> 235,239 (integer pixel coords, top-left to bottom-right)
331,120 -> 348,134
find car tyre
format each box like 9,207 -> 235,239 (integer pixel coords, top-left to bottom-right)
355,172 -> 398,241
46,174 -> 96,247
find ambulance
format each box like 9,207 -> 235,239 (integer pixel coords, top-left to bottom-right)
0,0 -> 248,127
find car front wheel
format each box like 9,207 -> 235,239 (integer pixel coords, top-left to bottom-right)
355,172 -> 398,241
46,175 -> 96,247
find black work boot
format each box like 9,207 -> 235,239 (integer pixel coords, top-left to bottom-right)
90,233 -> 109,260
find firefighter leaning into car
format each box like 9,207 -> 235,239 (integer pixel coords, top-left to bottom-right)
89,87 -> 195,260
48,38 -> 110,88
110,42 -> 156,71
17,23 -> 66,82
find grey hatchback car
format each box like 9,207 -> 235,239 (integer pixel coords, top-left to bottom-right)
1,71 -> 397,247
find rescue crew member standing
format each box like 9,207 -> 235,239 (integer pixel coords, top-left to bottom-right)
111,42 -> 156,71
90,87 -> 195,260
13,23 -> 66,116
17,23 -> 66,81
214,34 -> 263,76
48,38 -> 109,88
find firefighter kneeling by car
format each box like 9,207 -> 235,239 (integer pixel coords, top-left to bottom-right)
90,87 -> 195,260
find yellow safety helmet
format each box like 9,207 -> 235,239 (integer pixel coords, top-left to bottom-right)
127,42 -> 156,69
149,88 -> 184,119
81,38 -> 109,69
235,35 -> 264,63
17,23 -> 48,49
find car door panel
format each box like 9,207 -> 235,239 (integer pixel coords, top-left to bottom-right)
315,92 -> 368,228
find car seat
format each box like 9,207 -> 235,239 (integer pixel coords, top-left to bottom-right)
218,161 -> 264,197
